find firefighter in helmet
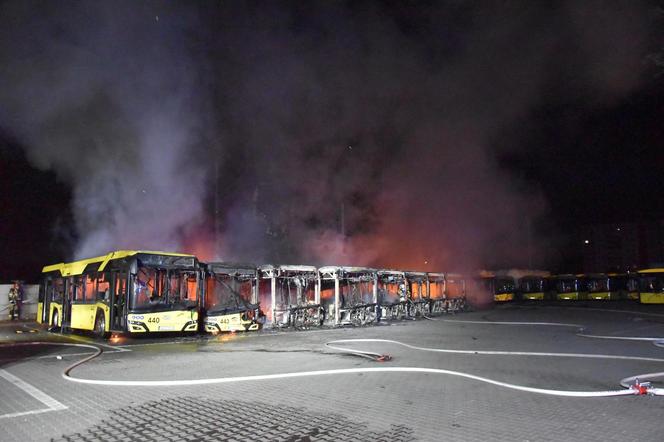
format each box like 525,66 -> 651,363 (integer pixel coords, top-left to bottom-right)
8,281 -> 23,320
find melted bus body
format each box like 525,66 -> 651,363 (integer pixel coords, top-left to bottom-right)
39,251 -> 200,336
638,268 -> 664,304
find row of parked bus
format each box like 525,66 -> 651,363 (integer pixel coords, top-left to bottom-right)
479,270 -> 664,303
36,250 -> 468,337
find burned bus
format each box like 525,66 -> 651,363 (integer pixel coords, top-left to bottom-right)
426,272 -> 446,314
318,266 -> 377,326
444,273 -> 467,312
258,265 -> 322,328
39,251 -> 200,336
376,270 -> 409,320
203,262 -> 263,333
405,271 -> 429,317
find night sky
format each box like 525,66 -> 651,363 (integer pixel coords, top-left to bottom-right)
1,0 -> 663,282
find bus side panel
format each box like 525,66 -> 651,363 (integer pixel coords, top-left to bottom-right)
70,304 -> 97,330
494,293 -> 514,302
589,291 -> 610,300
639,292 -> 664,304
36,303 -> 44,324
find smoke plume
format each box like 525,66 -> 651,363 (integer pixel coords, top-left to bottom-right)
0,1 -> 655,272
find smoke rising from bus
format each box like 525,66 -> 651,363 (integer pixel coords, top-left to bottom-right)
0,2 -> 654,271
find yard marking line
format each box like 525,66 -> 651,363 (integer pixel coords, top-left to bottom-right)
0,408 -> 59,419
0,369 -> 67,416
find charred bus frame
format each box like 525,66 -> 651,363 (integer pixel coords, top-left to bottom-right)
376,269 -> 409,320
318,266 -> 378,326
405,271 -> 429,317
258,265 -> 322,328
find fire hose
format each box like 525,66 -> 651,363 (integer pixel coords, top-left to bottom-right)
3,320 -> 664,396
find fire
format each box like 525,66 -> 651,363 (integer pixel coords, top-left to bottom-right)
181,229 -> 217,261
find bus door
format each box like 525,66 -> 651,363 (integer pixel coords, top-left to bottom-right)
111,271 -> 128,331
62,277 -> 74,330
39,277 -> 52,323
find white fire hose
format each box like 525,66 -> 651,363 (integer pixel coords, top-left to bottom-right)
2,319 -> 663,397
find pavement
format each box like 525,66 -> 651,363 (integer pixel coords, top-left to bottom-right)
1,302 -> 664,441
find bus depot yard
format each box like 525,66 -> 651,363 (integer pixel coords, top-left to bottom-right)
1,304 -> 664,441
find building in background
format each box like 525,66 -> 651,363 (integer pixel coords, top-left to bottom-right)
580,220 -> 664,272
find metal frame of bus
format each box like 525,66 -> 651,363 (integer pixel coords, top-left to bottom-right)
443,273 -> 467,312
258,264 -> 322,328
375,269 -> 409,321
203,262 -> 263,333
405,271 -> 429,317
39,251 -> 200,336
425,272 -> 446,314
318,266 -> 378,326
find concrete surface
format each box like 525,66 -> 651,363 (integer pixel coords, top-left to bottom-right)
1,303 -> 663,441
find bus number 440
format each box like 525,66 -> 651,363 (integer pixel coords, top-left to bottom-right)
147,317 -> 160,323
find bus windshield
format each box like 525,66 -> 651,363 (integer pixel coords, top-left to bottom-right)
130,267 -> 198,311
495,278 -> 515,294
206,275 -> 254,314
520,279 -> 544,293
556,279 -> 578,293
586,278 -> 608,292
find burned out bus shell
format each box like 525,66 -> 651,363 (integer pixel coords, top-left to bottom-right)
40,251 -> 201,336
203,262 -> 263,333
318,266 -> 378,326
405,271 -> 429,317
258,264 -> 321,328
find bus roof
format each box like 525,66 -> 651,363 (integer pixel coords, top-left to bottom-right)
638,268 -> 664,274
42,250 -> 195,276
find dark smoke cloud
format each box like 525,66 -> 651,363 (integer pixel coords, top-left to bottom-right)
0,1 -> 656,271
0,1 -> 208,259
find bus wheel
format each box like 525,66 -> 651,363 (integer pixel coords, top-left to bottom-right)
94,313 -> 106,338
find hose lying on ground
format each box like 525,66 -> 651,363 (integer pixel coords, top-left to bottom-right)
2,319 -> 663,396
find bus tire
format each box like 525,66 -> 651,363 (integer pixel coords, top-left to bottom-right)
94,311 -> 106,338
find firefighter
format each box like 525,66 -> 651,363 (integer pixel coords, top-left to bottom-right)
8,281 -> 22,320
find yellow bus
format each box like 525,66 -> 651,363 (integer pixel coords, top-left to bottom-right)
638,268 -> 664,304
38,251 -> 201,336
518,275 -> 547,301
553,274 -> 586,301
585,273 -> 613,300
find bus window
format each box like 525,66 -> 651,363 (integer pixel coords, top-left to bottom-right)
168,271 -> 198,308
97,272 -> 110,302
84,274 -> 96,303
52,278 -> 64,303
70,276 -> 83,302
